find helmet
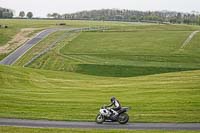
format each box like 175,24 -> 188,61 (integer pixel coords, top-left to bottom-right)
110,96 -> 116,102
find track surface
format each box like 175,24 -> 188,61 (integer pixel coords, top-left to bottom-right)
0,118 -> 200,130
0,28 -> 83,65
181,30 -> 199,49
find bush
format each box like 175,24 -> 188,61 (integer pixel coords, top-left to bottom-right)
0,25 -> 9,28
57,23 -> 66,25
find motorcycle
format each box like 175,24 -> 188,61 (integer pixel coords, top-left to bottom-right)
96,105 -> 129,124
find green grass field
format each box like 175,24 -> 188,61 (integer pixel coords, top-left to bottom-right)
14,30 -> 70,66
1,19 -> 200,126
0,65 -> 199,122
1,126 -> 199,133
23,28 -> 200,77
0,19 -> 138,60
0,19 -> 149,47
14,30 -> 81,67
1,19 -> 199,47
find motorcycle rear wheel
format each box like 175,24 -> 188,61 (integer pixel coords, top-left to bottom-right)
118,113 -> 129,124
96,114 -> 105,124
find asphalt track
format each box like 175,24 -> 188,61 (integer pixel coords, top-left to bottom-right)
180,30 -> 200,49
0,118 -> 200,130
0,28 -> 199,130
0,27 -> 84,65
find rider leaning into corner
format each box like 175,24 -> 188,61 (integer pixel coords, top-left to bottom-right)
106,96 -> 121,117
96,96 -> 129,124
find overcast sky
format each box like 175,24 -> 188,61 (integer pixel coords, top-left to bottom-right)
0,0 -> 200,17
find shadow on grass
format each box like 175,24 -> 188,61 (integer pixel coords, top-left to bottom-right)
75,64 -> 196,77
0,53 -> 8,61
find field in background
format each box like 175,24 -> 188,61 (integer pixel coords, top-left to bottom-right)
1,19 -> 199,47
0,19 -> 137,60
0,19 -> 151,46
18,26 -> 200,77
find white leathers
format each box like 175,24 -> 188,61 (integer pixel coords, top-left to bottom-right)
113,99 -> 120,108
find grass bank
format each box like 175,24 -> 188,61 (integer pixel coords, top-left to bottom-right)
1,126 -> 199,133
0,65 -> 199,122
24,30 -> 200,77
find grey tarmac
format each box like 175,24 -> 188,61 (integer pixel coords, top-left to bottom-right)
0,118 -> 200,130
180,30 -> 199,49
0,27 -> 98,65
0,28 -> 65,65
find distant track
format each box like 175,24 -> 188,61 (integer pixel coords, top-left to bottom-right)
0,27 -> 103,65
0,118 -> 200,130
180,30 -> 199,49
0,28 -> 67,65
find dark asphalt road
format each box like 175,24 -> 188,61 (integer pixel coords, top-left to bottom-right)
0,28 -> 84,65
0,118 -> 200,130
0,27 -> 104,65
0,29 -> 59,65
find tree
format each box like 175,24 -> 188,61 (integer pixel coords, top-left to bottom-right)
2,11 -> 13,18
47,13 -> 52,18
27,12 -> 33,19
176,12 -> 182,24
199,16 -> 200,25
19,11 -> 25,18
2,12 -> 10,18
10,11 -> 13,18
0,8 -> 13,18
51,13 -> 61,19
47,9 -> 200,25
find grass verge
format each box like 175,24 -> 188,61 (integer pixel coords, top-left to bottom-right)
25,30 -> 200,77
0,65 -> 200,122
0,126 -> 199,133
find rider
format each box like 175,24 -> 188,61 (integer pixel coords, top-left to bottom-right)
106,97 -> 121,117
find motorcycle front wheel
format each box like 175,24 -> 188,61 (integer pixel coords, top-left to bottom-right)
96,114 -> 105,124
118,113 -> 129,124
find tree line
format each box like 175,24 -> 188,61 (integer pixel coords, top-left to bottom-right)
47,9 -> 200,25
19,11 -> 33,19
0,7 -> 13,18
1,7 -> 200,25
0,7 -> 33,19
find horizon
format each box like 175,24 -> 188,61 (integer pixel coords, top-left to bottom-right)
0,0 -> 200,17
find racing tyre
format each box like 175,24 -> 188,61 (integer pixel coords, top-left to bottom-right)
96,114 -> 105,124
118,113 -> 129,124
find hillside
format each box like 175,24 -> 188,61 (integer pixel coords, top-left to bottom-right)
16,24 -> 200,77
1,20 -> 200,123
0,65 -> 200,122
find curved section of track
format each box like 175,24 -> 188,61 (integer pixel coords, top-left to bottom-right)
0,118 -> 200,130
0,29 -> 50,65
0,28 -> 72,65
180,30 -> 199,49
